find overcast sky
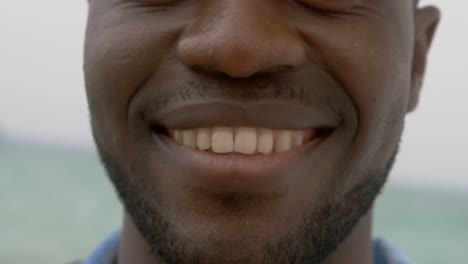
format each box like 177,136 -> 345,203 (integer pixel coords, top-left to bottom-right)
0,0 -> 466,192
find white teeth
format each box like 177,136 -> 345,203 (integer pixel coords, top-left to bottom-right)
292,133 -> 303,147
274,130 -> 292,152
196,128 -> 211,150
211,127 -> 234,153
170,127 -> 313,154
257,128 -> 273,154
234,127 -> 257,154
173,130 -> 183,144
182,129 -> 197,148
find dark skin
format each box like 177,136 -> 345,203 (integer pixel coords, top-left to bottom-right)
84,0 -> 439,263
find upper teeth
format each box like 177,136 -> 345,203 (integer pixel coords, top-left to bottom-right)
170,127 -> 315,155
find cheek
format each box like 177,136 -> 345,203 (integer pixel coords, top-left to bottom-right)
334,24 -> 412,184
84,13 -> 182,157
318,22 -> 412,115
337,38 -> 411,149
344,29 -> 411,155
84,29 -> 145,158
84,24 -> 157,117
298,14 -> 413,184
297,13 -> 413,121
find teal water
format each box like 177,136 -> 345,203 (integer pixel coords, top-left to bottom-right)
1,142 -> 467,264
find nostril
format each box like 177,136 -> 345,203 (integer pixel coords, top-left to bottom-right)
176,11 -> 307,79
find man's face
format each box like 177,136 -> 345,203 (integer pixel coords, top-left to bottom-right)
84,0 -> 433,263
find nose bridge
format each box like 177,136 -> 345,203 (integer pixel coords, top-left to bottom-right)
177,1 -> 306,78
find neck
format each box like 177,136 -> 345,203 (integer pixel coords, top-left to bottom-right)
116,214 -> 165,264
323,210 -> 374,264
117,210 -> 374,264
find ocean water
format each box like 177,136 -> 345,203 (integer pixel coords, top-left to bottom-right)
1,142 -> 467,264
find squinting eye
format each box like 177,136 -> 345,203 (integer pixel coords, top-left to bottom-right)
296,0 -> 359,12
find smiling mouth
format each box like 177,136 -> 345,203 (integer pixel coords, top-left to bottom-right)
153,126 -> 332,155
145,100 -> 338,189
149,100 -> 336,156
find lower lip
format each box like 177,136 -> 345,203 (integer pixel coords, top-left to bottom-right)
153,132 -> 331,191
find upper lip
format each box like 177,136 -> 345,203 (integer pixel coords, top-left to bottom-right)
150,99 -> 339,130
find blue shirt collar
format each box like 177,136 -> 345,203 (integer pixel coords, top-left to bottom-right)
84,231 -> 411,264
83,230 -> 121,264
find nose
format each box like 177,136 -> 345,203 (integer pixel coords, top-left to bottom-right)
177,1 -> 306,78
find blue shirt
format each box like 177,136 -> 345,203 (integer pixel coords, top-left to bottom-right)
83,230 -> 412,264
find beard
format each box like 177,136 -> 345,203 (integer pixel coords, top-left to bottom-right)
95,139 -> 397,264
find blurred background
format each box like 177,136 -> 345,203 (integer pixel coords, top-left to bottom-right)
0,0 -> 466,263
